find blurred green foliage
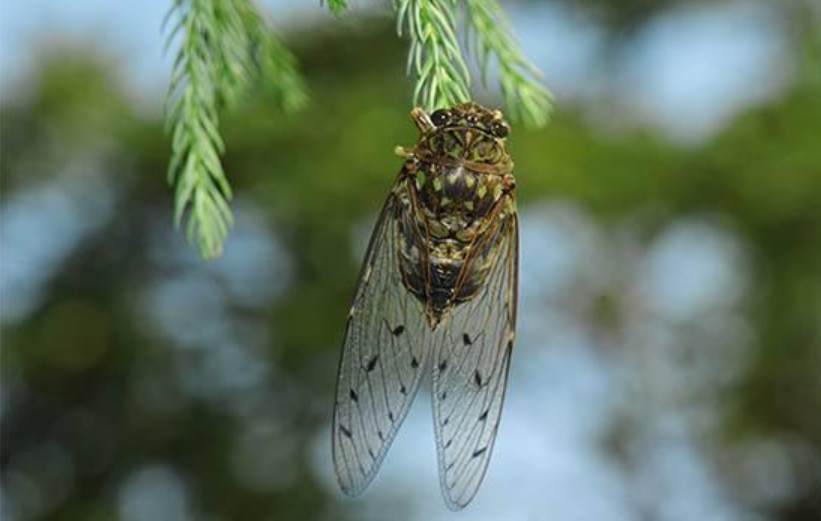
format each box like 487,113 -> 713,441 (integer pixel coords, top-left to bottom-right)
2,11 -> 820,521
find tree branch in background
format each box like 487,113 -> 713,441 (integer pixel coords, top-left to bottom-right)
165,0 -> 306,259
238,2 -> 309,113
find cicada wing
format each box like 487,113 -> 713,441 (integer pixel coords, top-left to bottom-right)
432,207 -> 519,510
332,177 -> 432,496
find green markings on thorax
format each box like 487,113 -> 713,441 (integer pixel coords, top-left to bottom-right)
413,164 -> 507,218
492,182 -> 504,201
415,169 -> 427,191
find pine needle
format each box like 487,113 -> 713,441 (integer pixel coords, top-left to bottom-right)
165,0 -> 307,259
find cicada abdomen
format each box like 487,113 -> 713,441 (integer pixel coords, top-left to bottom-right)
332,102 -> 518,510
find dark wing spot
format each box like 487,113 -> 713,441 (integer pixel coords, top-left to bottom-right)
472,447 -> 488,458
368,448 -> 376,459
377,430 -> 385,441
438,359 -> 448,373
463,333 -> 473,345
473,369 -> 483,388
411,357 -> 420,369
391,325 -> 406,336
349,388 -> 359,402
478,409 -> 489,421
443,417 -> 450,426
440,391 -> 447,401
388,412 -> 395,422
445,439 -> 453,449
340,425 -> 353,438
365,356 -> 379,372
399,384 -> 407,395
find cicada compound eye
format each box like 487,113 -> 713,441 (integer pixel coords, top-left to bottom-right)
491,121 -> 510,139
430,109 -> 450,127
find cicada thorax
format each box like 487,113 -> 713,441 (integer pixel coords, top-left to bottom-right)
396,159 -> 515,327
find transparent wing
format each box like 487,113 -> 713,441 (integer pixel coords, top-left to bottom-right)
432,207 -> 518,510
332,177 -> 431,496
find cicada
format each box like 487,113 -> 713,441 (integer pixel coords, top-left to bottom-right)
332,102 -> 518,510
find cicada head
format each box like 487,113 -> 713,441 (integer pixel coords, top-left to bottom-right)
412,103 -> 512,166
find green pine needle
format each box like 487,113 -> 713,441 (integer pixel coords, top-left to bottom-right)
394,0 -> 552,125
238,2 -> 309,113
165,0 -> 307,259
464,0 -> 553,128
321,0 -> 349,16
396,0 -> 472,111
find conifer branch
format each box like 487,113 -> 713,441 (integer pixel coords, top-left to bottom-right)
393,0 -> 552,125
395,0 -> 472,110
463,0 -> 552,128
165,0 -> 306,259
163,0 -> 549,258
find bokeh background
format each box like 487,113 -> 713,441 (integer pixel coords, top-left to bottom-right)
2,0 -> 820,520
